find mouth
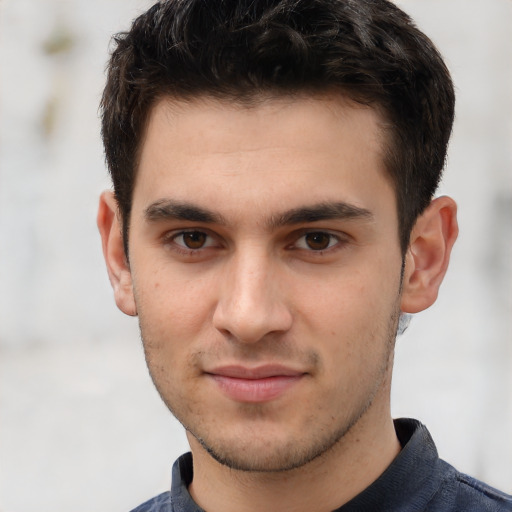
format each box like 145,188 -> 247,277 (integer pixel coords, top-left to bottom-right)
205,365 -> 306,403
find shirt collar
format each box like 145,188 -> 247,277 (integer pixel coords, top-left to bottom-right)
334,418 -> 447,511
170,418 -> 446,512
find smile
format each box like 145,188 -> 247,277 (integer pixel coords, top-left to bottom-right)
206,365 -> 305,403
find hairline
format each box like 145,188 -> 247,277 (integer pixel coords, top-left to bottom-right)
120,87 -> 401,257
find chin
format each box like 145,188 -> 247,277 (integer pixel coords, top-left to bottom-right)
189,418 -> 355,473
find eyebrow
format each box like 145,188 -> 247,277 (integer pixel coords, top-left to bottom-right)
145,200 -> 227,224
144,199 -> 373,227
267,201 -> 373,229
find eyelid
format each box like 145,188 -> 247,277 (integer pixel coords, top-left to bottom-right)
160,227 -> 351,257
162,228 -> 221,252
289,229 -> 350,252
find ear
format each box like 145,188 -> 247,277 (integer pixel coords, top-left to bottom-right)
400,196 -> 458,313
97,190 -> 137,316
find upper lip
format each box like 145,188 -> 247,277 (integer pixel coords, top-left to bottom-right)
205,365 -> 305,379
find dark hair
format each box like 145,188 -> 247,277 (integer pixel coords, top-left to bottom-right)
101,0 -> 455,254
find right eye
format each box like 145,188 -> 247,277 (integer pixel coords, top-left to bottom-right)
174,231 -> 210,249
166,230 -> 218,252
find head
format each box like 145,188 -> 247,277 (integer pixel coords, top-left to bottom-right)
101,0 -> 455,256
98,0 -> 458,477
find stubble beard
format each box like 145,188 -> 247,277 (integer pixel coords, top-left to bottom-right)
140,295 -> 401,474
195,303 -> 400,473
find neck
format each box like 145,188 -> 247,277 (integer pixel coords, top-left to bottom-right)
187,401 -> 400,512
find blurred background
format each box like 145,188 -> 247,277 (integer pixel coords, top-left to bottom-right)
0,0 -> 511,510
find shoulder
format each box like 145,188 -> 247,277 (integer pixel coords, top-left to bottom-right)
452,472 -> 512,511
129,491 -> 173,512
431,463 -> 512,512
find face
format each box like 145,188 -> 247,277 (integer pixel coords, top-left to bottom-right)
124,95 -> 404,471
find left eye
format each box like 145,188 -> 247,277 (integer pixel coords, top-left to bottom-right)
295,232 -> 339,251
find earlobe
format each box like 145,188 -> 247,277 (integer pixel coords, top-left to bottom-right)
97,190 -> 138,316
400,196 -> 458,313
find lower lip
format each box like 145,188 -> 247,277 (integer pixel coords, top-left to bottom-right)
209,375 -> 303,403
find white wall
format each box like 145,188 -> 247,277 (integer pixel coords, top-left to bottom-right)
0,1 -> 511,511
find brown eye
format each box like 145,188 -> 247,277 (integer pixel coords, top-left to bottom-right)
181,231 -> 207,249
304,232 -> 332,250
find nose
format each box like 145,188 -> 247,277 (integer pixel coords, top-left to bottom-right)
212,248 -> 293,344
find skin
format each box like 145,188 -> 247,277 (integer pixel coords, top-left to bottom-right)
98,94 -> 458,512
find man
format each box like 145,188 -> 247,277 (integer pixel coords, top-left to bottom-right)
97,0 -> 512,511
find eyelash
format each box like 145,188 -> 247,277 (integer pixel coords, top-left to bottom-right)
161,229 -> 348,257
291,231 -> 345,252
162,230 -> 219,255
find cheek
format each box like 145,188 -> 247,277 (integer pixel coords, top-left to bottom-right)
130,256 -> 232,383
136,275 -> 207,394
134,266 -> 217,351
298,269 -> 382,330
296,267 -> 398,360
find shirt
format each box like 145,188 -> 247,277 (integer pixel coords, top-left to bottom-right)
130,418 -> 512,511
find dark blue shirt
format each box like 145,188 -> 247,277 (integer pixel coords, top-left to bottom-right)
130,418 -> 512,511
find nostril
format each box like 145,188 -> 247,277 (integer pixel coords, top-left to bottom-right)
212,298 -> 293,345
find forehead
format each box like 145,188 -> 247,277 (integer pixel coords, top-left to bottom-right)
143,92 -> 387,157
134,93 -> 395,222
